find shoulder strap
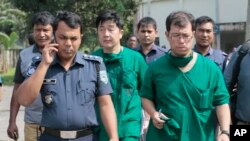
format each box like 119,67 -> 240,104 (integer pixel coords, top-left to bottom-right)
229,41 -> 250,92
222,55 -> 228,73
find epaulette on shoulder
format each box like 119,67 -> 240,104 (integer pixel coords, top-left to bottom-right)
82,54 -> 103,63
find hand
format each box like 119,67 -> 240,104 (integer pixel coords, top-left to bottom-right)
216,133 -> 229,141
152,111 -> 167,129
109,138 -> 119,141
7,123 -> 19,140
142,119 -> 150,133
41,43 -> 58,65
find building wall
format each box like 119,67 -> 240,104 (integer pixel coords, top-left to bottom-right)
137,0 -> 248,52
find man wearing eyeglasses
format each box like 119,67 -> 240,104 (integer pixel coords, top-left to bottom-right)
193,16 -> 227,72
140,11 -> 230,141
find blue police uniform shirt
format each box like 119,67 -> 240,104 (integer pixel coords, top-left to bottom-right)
14,44 -> 43,124
193,45 -> 227,70
40,52 -> 113,130
135,44 -> 168,64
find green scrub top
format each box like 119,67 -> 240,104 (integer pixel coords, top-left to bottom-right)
93,47 -> 148,140
140,53 -> 230,141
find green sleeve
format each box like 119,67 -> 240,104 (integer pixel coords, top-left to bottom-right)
136,55 -> 148,90
213,65 -> 230,106
140,64 -> 155,100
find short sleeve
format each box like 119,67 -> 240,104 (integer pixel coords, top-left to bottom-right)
213,66 -> 230,106
13,56 -> 25,84
140,65 -> 155,100
96,60 -> 113,96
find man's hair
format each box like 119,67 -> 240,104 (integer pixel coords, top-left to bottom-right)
28,33 -> 35,45
126,34 -> 137,41
95,10 -> 124,29
195,16 -> 215,30
137,17 -> 157,30
31,11 -> 54,27
165,11 -> 195,32
53,11 -> 83,33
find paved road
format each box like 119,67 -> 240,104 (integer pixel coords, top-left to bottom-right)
0,86 -> 24,141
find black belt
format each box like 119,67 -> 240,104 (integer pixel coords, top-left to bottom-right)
41,127 -> 93,139
238,119 -> 250,125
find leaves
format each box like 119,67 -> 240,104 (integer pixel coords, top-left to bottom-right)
0,32 -> 19,49
9,0 -> 140,51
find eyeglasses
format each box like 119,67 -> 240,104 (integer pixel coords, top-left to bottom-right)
170,33 -> 193,42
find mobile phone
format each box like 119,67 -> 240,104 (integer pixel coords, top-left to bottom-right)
13,132 -> 18,140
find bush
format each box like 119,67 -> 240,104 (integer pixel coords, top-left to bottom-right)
1,68 -> 15,86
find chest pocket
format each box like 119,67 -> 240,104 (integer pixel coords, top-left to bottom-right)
195,88 -> 213,110
77,80 -> 96,105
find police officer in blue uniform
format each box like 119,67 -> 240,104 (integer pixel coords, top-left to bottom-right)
193,16 -> 227,71
16,11 -> 118,141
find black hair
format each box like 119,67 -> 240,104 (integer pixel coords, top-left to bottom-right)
195,16 -> 215,30
31,11 -> 54,27
95,10 -> 124,29
53,11 -> 83,34
126,34 -> 137,41
137,17 -> 157,30
165,11 -> 195,32
27,33 -> 35,45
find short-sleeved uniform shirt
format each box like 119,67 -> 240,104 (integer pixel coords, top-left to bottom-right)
135,44 -> 168,64
93,47 -> 148,140
14,44 -> 43,124
193,45 -> 227,70
40,52 -> 112,130
140,53 -> 229,141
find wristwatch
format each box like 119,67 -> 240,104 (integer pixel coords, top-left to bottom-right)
221,130 -> 230,137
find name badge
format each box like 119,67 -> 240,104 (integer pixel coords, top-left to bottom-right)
43,79 -> 56,85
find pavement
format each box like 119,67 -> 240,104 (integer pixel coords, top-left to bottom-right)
0,86 -> 24,141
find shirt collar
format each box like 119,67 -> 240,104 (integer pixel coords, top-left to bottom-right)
193,44 -> 213,56
137,44 -> 158,53
51,52 -> 84,66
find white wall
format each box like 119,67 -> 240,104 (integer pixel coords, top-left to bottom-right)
137,0 -> 248,47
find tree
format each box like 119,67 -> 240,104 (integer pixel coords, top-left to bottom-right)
0,0 -> 25,72
10,0 -> 140,51
0,0 -> 27,41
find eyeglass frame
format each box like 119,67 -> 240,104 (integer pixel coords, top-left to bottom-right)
169,33 -> 193,42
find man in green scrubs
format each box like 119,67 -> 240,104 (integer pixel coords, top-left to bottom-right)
140,11 -> 230,141
93,10 -> 148,141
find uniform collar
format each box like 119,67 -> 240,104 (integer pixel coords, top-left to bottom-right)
137,44 -> 158,53
51,52 -> 84,66
32,44 -> 42,53
102,47 -> 124,62
193,44 -> 213,56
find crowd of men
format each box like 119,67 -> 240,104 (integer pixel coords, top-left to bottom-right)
1,8 -> 250,141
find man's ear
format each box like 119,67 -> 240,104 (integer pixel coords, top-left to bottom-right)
119,29 -> 124,39
165,31 -> 170,42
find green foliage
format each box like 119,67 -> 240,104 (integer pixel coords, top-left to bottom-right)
0,0 -> 27,40
10,0 -> 140,51
0,32 -> 19,49
1,68 -> 15,85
